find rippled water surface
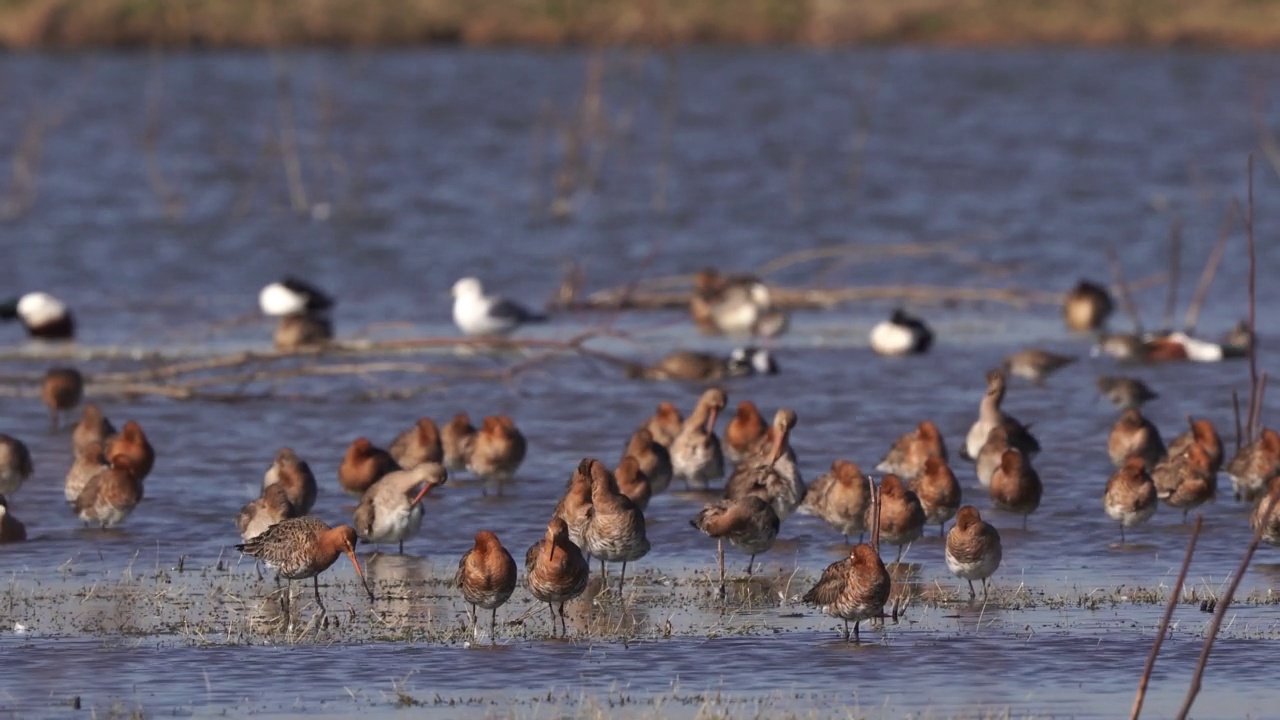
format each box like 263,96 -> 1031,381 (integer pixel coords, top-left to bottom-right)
2,48 -> 1280,718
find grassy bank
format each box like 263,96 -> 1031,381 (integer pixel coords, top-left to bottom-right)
1,0 -> 1280,49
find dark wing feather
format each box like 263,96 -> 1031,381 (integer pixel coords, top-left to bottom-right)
802,558 -> 848,607
280,276 -> 334,312
489,298 -> 546,324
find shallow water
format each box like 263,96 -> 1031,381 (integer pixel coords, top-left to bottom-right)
1,48 -> 1280,718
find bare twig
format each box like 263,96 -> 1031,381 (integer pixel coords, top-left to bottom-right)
1162,218 -> 1182,331
273,56 -> 308,214
1105,242 -> 1144,334
1130,515 -> 1202,720
1246,154 -> 1260,442
869,477 -> 881,556
1233,390 -> 1243,453
1175,486 -> 1280,720
1182,203 -> 1235,334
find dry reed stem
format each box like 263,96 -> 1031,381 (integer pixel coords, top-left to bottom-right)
1129,514 -> 1201,720
1161,217 -> 1182,331
1105,242 -> 1144,334
1245,155 -> 1260,442
1175,486 -> 1279,720
1182,203 -> 1235,334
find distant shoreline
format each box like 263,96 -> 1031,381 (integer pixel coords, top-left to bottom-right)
2,0 -> 1279,50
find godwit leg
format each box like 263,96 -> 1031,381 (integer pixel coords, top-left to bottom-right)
717,539 -> 725,598
469,603 -> 478,640
967,579 -> 975,600
599,559 -> 608,593
939,523 -> 945,538
853,620 -> 861,643
619,562 -> 628,596
1182,509 -> 1189,523
557,602 -> 569,636
893,544 -> 903,565
313,576 -> 326,613
1120,524 -> 1126,544
398,540 -> 404,555
546,603 -> 557,637
490,607 -> 498,644
858,532 -> 865,544
843,534 -> 849,545
841,619 -> 849,642
48,409 -> 58,432
1022,514 -> 1028,531
981,577 -> 989,600
745,554 -> 756,576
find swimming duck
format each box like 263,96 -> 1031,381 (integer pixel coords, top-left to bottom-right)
689,269 -> 788,337
869,309 -> 933,357
1003,349 -> 1075,385
451,277 -> 547,337
258,277 -> 334,317
0,292 -> 74,339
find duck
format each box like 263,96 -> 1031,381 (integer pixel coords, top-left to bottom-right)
1062,280 -> 1113,333
1140,331 -> 1245,363
869,309 -> 933,356
1224,428 -> 1280,502
41,368 -> 84,430
273,314 -> 332,350
798,460 -> 870,544
467,415 -> 527,491
0,434 -> 33,497
962,368 -> 1040,461
258,277 -> 334,317
620,428 -> 673,495
623,350 -> 751,382
670,388 -> 727,489
0,292 -> 74,339
1096,376 -> 1158,409
1091,332 -> 1145,361
727,346 -> 779,375
723,409 -> 804,520
1102,455 -> 1158,543
689,269 -> 787,337
353,463 -> 448,554
1107,408 -> 1166,471
451,277 -> 547,337
876,420 -> 948,480
388,418 -> 443,469
441,413 -> 477,472
989,449 -> 1042,529
1003,349 -> 1075,385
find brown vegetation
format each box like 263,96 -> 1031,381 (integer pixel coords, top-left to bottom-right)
1,0 -> 1280,49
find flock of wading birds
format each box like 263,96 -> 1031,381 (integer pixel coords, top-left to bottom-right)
0,277 -> 1276,643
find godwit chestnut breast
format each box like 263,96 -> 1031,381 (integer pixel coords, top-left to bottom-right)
1167,418 -> 1223,476
644,402 -> 683,449
1102,455 -> 1158,543
690,495 -> 779,596
803,543 -> 891,643
441,413 -> 477,472
621,428 -> 673,495
235,515 -> 373,614
106,421 -> 155,482
945,506 -> 1002,600
1225,428 -> 1280,502
864,474 -> 926,564
456,530 -> 518,641
876,420 -> 947,480
582,458 -> 650,594
989,449 -> 1042,530
723,409 -> 804,520
1107,408 -> 1166,471
553,460 -> 594,549
525,517 -> 590,637
614,456 -> 651,512
909,456 -> 961,536
263,447 -> 318,515
389,418 -> 443,469
337,437 -> 400,496
798,460 -> 870,544
72,403 -> 115,456
670,388 -> 726,489
72,455 -> 143,528
40,367 -> 83,430
467,415 -> 526,491
724,401 -> 767,465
